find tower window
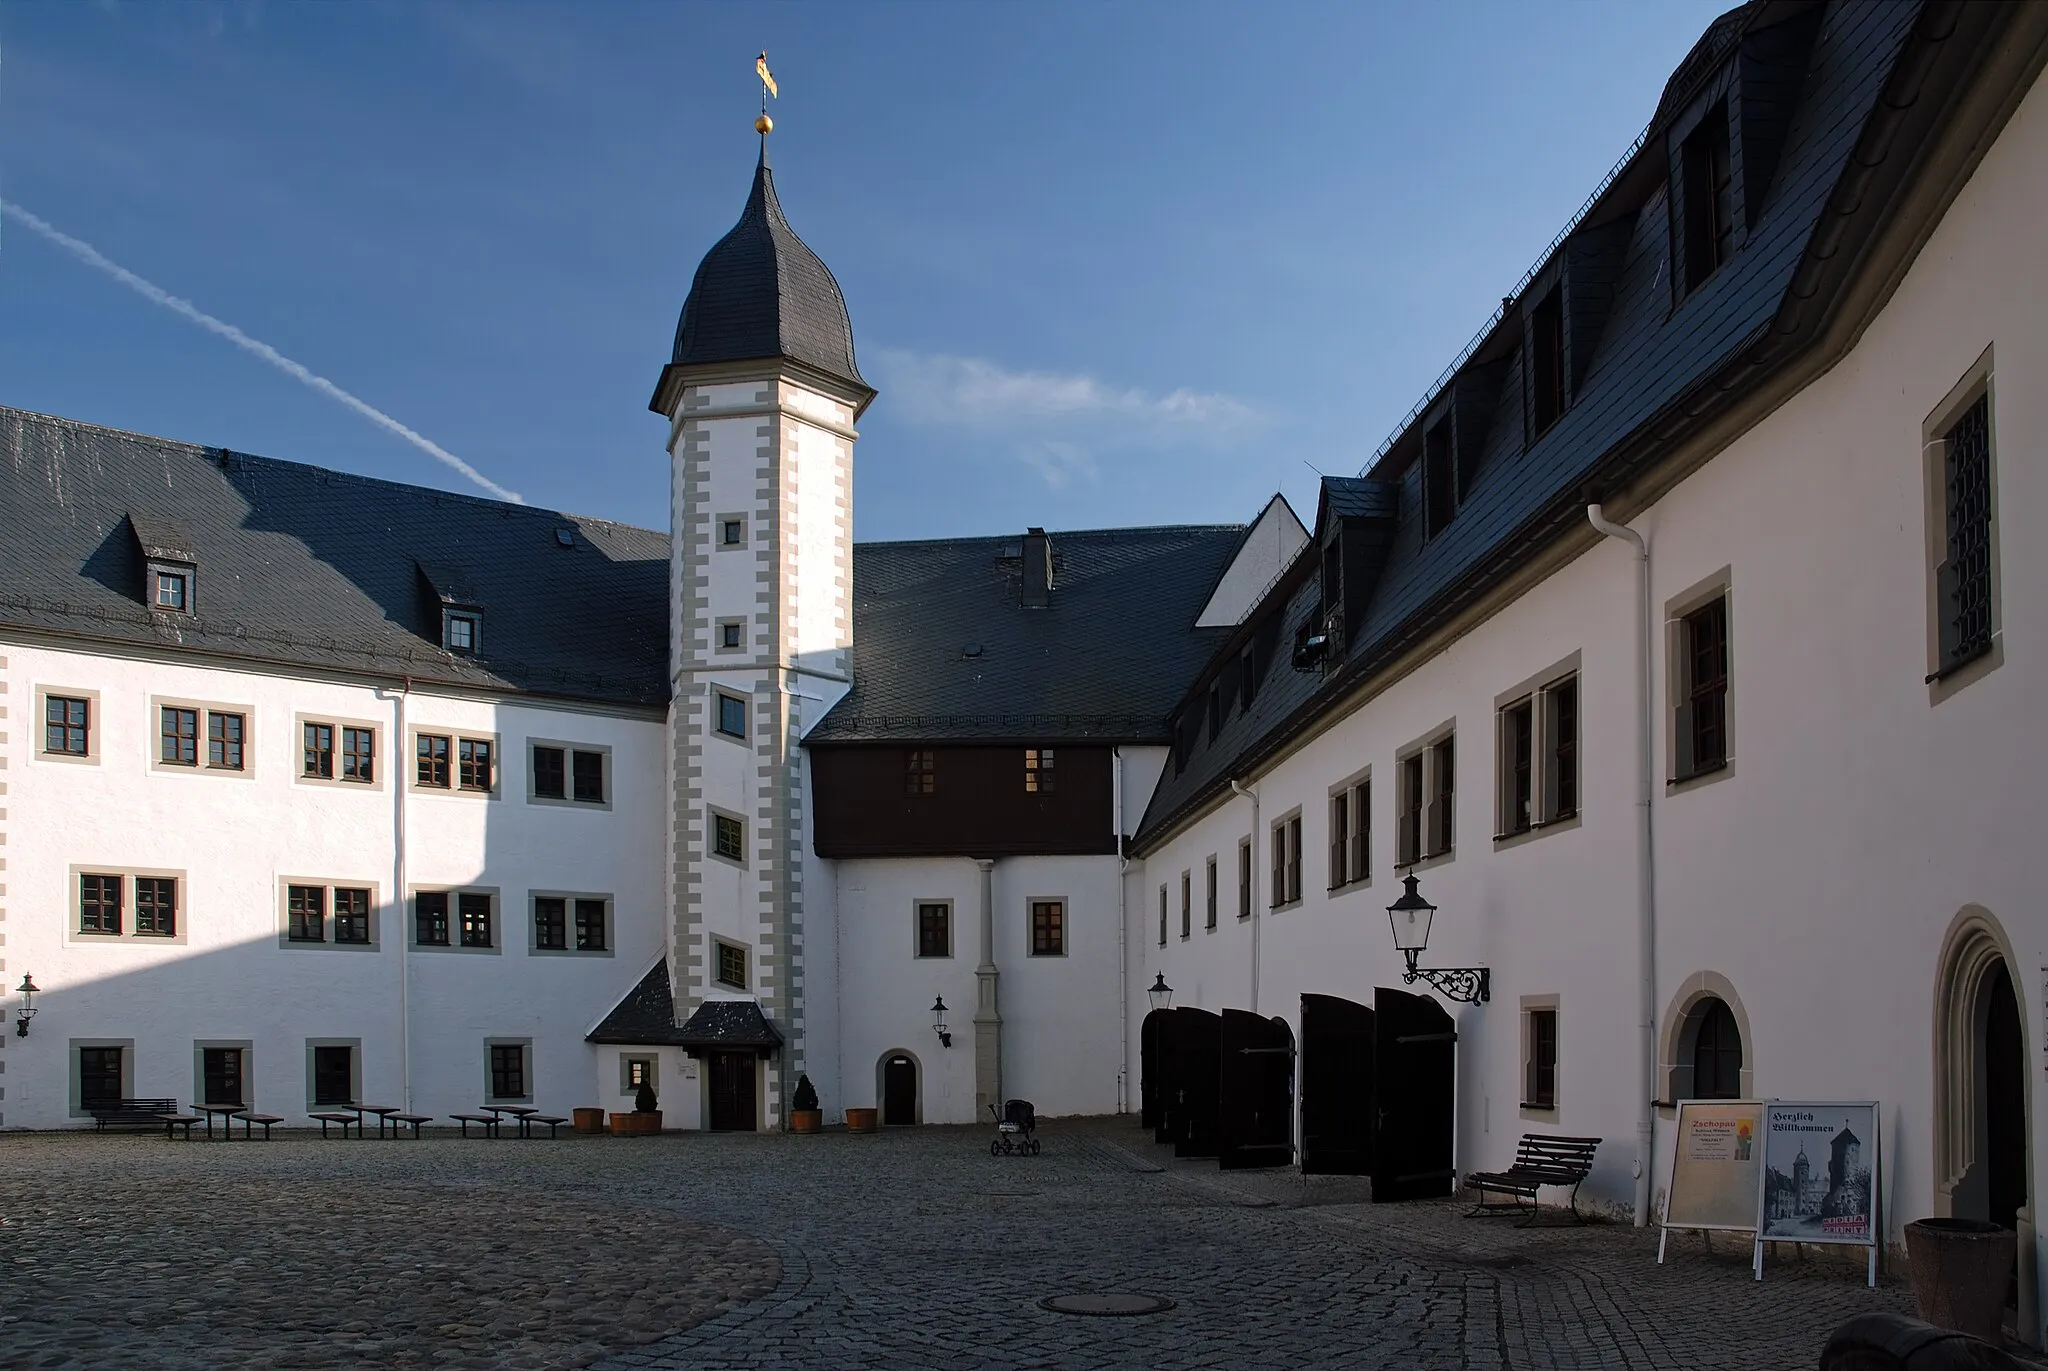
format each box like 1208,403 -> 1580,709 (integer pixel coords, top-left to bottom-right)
716,940 -> 749,988
716,692 -> 748,740
713,812 -> 746,863
718,516 -> 747,548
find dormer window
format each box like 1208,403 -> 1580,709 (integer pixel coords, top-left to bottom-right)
1422,417 -> 1456,540
131,513 -> 199,616
1530,286 -> 1566,436
154,569 -> 189,612
1680,101 -> 1734,294
444,610 -> 481,655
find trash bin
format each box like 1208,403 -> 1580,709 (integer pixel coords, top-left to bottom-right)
1904,1218 -> 2017,1343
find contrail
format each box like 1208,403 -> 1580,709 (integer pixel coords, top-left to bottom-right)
0,199 -> 524,504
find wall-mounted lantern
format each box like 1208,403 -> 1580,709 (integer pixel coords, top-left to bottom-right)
1147,974 -> 1173,1012
931,996 -> 952,1049
14,974 -> 38,1037
1386,875 -> 1489,1004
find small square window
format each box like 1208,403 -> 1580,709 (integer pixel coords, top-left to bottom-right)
287,884 -> 326,942
713,812 -> 745,862
719,518 -> 745,548
208,712 -> 245,770
417,734 -> 451,788
534,896 -> 567,950
161,706 -> 199,767
154,570 -> 188,611
716,941 -> 748,988
415,891 -> 450,946
916,902 -> 950,958
625,1057 -> 655,1091
334,888 -> 372,944
459,892 -> 494,948
46,695 -> 91,756
532,745 -> 566,799
719,620 -> 745,651
1030,900 -> 1065,956
445,611 -> 480,655
716,692 -> 748,740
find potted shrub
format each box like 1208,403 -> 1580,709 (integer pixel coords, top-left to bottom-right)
613,1081 -> 661,1135
572,1106 -> 605,1135
790,1074 -> 823,1134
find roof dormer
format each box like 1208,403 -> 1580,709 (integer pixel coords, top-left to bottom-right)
130,512 -> 198,616
417,561 -> 484,656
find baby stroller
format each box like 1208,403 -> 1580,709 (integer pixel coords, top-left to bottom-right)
989,1098 -> 1040,1156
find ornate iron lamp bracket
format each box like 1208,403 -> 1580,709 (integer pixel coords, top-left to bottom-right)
1400,950 -> 1490,1004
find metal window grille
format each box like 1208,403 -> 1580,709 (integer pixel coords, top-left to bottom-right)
46,695 -> 89,755
334,888 -> 371,944
135,877 -> 177,937
287,885 -> 326,942
208,712 -> 244,770
1937,394 -> 1994,672
161,707 -> 198,766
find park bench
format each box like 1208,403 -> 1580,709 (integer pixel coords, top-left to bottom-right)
523,1115 -> 569,1139
89,1098 -> 185,1134
450,1112 -> 500,1138
308,1111 -> 361,1139
233,1112 -> 284,1140
1466,1133 -> 1601,1226
389,1113 -> 433,1138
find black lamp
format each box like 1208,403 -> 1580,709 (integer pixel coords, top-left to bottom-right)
1147,974 -> 1173,1012
14,974 -> 38,1037
931,996 -> 952,1049
1385,874 -> 1489,1004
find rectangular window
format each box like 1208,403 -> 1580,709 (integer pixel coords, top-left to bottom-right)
445,612 -> 480,654
905,749 -> 936,796
1681,103 -> 1734,295
917,902 -> 951,958
489,1043 -> 525,1100
417,734 -> 451,788
532,745 -> 565,799
415,891 -> 451,947
572,750 -> 606,804
1024,748 -> 1056,794
1237,839 -> 1252,920
1677,597 -> 1729,780
155,569 -> 188,611
1422,415 -> 1456,539
46,694 -> 91,756
574,898 -> 607,952
1525,1007 -> 1559,1109
1530,285 -> 1566,435
341,727 -> 375,783
208,711 -> 245,770
720,517 -> 745,547
135,877 -> 177,937
458,738 -> 493,791
625,1057 -> 655,1091
1935,392 -> 1995,675
534,896 -> 567,950
1398,753 -> 1426,866
287,884 -> 327,942
1158,886 -> 1168,948
1030,900 -> 1065,956
458,892 -> 494,948
313,1045 -> 354,1106
1180,871 -> 1191,940
716,692 -> 748,740
333,888 -> 372,944
202,1047 -> 245,1107
1205,857 -> 1218,931
1330,777 -> 1370,888
80,1046 -> 124,1109
160,706 -> 199,766
1329,789 -> 1350,887
80,873 -> 123,935
713,812 -> 745,862
1545,676 -> 1578,821
1501,699 -> 1534,836
303,722 -> 334,779
1428,735 -> 1455,856
1271,814 -> 1302,907
717,941 -> 748,989
719,620 -> 744,650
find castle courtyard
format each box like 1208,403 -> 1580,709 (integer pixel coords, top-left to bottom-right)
0,1120 -> 1917,1370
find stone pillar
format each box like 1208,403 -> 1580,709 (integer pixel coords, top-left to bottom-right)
973,857 -> 1001,1121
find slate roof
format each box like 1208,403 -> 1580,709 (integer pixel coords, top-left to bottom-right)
587,960 -> 691,1045
0,407 -> 671,708
808,525 -> 1246,744
1133,0 -> 2028,850
662,152 -> 869,400
673,998 -> 785,1053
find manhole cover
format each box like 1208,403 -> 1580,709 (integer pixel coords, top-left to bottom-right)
1039,1293 -> 1176,1317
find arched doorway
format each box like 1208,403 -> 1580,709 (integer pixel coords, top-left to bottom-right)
1984,964 -> 2025,1232
1661,973 -> 1754,1102
1935,910 -> 2031,1227
1690,999 -> 1743,1099
880,1051 -> 920,1126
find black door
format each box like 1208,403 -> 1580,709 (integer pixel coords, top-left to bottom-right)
1986,963 -> 2026,1232
1219,1009 -> 1295,1170
1301,993 -> 1375,1175
1152,1009 -> 1179,1145
1140,1009 -> 1169,1132
1371,986 -> 1457,1202
708,1051 -> 756,1132
203,1047 -> 244,1107
883,1054 -> 918,1125
1174,1007 -> 1222,1159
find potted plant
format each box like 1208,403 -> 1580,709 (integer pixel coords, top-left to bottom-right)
572,1106 -> 605,1134
790,1074 -> 823,1134
613,1081 -> 661,1135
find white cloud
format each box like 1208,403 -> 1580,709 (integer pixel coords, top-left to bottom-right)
871,349 -> 1258,490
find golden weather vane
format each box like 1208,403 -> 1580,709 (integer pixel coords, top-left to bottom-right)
755,51 -> 778,135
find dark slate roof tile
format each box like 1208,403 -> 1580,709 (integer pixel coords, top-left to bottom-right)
587,960 -> 689,1044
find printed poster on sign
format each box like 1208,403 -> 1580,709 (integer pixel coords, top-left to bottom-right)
1661,1101 -> 1763,1237
1756,1101 -> 1878,1246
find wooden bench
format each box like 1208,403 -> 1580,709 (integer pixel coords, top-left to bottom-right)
450,1112 -> 500,1138
1467,1134 -> 1601,1226
389,1113 -> 432,1139
160,1114 -> 201,1140
233,1112 -> 284,1140
308,1111 -> 361,1139
524,1115 -> 568,1139
89,1099 -> 183,1133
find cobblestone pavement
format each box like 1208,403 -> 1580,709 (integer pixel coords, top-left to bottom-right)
0,1118 -> 1931,1369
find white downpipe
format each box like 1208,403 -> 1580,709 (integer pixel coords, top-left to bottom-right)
391,678 -> 414,1112
1230,778 -> 1260,1014
1114,746 -> 1128,1115
1587,504 -> 1657,1228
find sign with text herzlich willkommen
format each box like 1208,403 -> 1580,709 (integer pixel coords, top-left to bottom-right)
1752,1101 -> 1880,1288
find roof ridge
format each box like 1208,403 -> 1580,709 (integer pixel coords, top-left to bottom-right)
855,522 -> 1246,551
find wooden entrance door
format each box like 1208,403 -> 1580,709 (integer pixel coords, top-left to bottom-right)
882,1054 -> 918,1125
1173,1008 -> 1222,1159
1218,1009 -> 1295,1170
1301,993 -> 1375,1175
203,1047 -> 244,1107
708,1051 -> 756,1132
1371,986 -> 1457,1202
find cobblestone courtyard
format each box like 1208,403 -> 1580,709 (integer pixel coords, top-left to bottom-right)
0,1117 -> 1921,1369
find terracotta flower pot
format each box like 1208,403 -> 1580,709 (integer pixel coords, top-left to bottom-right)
844,1107 -> 878,1134
790,1108 -> 823,1134
572,1107 -> 605,1135
1904,1218 -> 2016,1342
610,1111 -> 659,1135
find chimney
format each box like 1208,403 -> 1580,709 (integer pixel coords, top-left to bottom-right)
1021,527 -> 1053,609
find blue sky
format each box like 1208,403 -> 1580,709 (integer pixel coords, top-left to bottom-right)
1,0 -> 1729,542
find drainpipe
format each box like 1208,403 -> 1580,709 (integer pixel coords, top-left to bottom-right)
1586,504 -> 1656,1228
1114,747 -> 1128,1115
1230,778 -> 1260,1014
392,678 -> 414,1113
973,857 -> 1001,1122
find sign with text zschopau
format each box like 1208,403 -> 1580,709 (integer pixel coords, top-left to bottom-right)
1756,1102 -> 1879,1246
1664,1101 -> 1764,1233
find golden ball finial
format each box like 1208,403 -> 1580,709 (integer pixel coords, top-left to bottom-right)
754,113 -> 773,135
